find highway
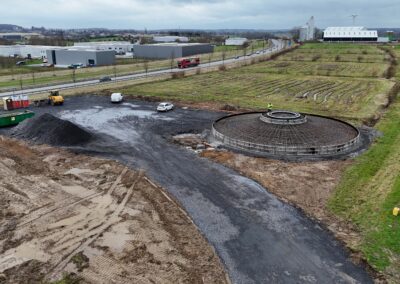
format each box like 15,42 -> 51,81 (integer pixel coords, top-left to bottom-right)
0,40 -> 286,98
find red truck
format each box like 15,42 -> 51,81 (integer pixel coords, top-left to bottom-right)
177,57 -> 200,68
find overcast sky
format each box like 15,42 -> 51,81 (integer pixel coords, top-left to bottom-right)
1,0 -> 399,30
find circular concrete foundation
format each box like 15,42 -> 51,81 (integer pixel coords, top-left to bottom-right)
260,110 -> 307,125
212,111 -> 360,158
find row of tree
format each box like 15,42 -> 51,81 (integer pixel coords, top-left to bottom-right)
26,36 -> 70,46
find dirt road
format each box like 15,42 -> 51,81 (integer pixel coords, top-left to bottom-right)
1,95 -> 372,283
0,137 -> 227,283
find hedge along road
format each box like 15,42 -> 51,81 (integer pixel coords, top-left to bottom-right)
0,40 -> 285,98
2,95 -> 372,284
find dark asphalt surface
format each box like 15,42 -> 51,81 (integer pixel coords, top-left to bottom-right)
1,95 -> 372,284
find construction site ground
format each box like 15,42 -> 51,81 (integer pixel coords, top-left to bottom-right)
0,137 -> 227,283
0,95 -> 372,283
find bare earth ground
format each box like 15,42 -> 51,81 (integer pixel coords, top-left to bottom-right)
0,136 -> 227,283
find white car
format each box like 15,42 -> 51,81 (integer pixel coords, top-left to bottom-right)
111,93 -> 123,103
157,102 -> 174,112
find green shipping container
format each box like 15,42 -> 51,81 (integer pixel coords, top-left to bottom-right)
0,110 -> 35,127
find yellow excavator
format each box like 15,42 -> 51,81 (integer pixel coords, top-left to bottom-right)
48,91 -> 64,106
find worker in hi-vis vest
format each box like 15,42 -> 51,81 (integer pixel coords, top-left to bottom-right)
267,103 -> 273,112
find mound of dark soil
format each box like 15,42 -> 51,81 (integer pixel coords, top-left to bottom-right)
14,113 -> 93,146
220,104 -> 237,111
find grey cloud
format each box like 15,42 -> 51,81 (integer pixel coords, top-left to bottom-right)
0,0 -> 399,29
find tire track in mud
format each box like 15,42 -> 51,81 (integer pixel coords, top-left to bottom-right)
46,169 -> 144,280
0,167 -> 132,274
17,167 -> 129,228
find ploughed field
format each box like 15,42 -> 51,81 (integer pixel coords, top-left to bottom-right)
121,43 -> 395,122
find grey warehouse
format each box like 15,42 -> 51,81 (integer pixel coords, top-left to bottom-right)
132,43 -> 214,59
46,49 -> 115,67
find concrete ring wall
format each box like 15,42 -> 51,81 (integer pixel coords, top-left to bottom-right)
211,112 -> 361,157
259,112 -> 307,125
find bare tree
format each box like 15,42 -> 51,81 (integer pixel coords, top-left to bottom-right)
10,58 -> 16,81
113,63 -> 117,80
71,68 -> 76,83
31,70 -> 35,84
289,27 -> 301,41
143,60 -> 149,76
221,46 -> 226,65
242,42 -> 249,57
131,46 -> 137,64
170,51 -> 175,70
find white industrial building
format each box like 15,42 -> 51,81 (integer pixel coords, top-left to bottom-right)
323,27 -> 378,42
225,37 -> 248,46
299,16 -> 315,41
0,45 -> 64,58
152,36 -> 189,43
73,41 -> 134,54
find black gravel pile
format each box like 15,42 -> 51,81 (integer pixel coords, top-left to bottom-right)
14,113 -> 93,146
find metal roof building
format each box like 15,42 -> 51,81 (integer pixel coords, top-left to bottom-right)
46,49 -> 115,67
73,41 -> 134,54
225,38 -> 248,46
0,45 -> 64,58
323,27 -> 378,42
132,43 -> 213,59
153,36 -> 189,43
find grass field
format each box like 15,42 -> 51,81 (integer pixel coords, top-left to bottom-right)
121,43 -> 394,122
239,60 -> 388,78
392,45 -> 400,80
329,96 -> 400,280
327,44 -> 400,281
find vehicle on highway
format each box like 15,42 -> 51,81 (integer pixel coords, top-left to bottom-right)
177,57 -> 200,68
99,76 -> 112,82
110,93 -> 123,103
68,63 -> 83,69
157,102 -> 174,112
235,56 -> 240,59
48,91 -> 64,106
16,61 -> 25,66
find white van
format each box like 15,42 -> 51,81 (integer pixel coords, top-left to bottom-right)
111,93 -> 123,103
